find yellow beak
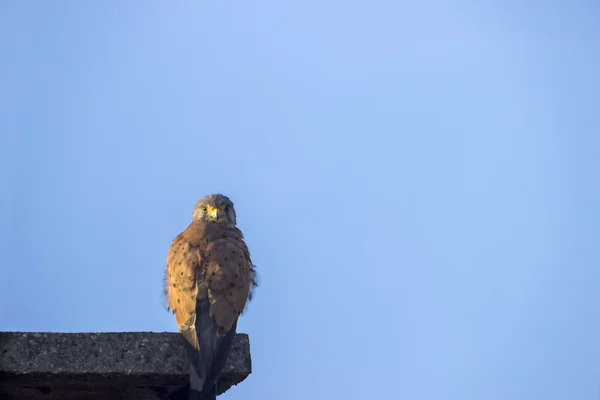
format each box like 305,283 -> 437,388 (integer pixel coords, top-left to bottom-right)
210,207 -> 223,221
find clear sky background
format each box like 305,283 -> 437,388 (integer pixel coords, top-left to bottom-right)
1,1 -> 599,399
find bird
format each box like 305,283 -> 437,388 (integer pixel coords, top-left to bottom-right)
164,194 -> 257,400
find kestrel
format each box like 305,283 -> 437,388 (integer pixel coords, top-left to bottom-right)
164,194 -> 257,400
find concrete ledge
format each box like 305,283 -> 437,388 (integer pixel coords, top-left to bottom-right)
0,332 -> 252,400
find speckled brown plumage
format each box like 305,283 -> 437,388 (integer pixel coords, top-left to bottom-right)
163,194 -> 257,400
165,220 -> 255,333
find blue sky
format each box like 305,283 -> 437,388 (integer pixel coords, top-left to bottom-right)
1,1 -> 599,399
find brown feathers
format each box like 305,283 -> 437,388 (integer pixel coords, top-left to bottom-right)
165,219 -> 256,334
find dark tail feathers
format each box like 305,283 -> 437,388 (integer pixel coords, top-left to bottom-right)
188,361 -> 217,400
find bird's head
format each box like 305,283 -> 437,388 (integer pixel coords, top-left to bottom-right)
192,193 -> 237,227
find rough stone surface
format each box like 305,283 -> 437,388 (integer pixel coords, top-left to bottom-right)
0,332 -> 252,400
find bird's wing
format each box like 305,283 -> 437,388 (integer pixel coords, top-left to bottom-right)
165,226 -> 201,332
204,230 -> 254,333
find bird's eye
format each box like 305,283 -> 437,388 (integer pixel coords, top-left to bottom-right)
225,205 -> 230,212
201,205 -> 208,212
